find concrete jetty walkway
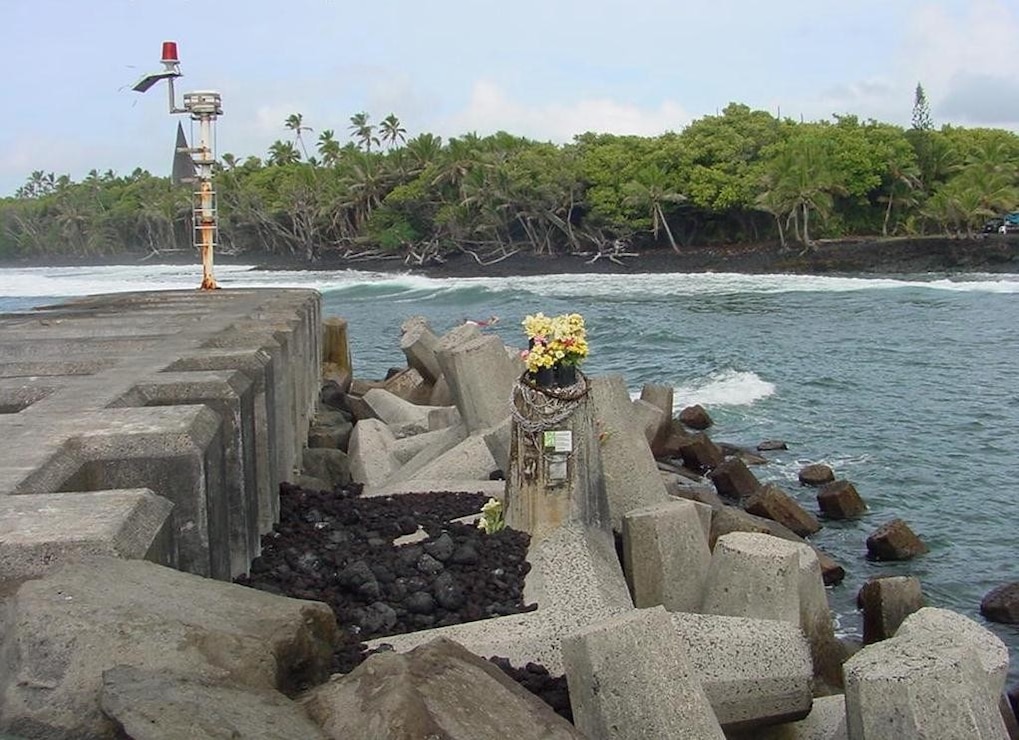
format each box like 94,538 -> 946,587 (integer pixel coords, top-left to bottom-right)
0,289 -> 321,583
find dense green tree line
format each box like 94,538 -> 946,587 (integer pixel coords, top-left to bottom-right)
3,101 -> 1018,263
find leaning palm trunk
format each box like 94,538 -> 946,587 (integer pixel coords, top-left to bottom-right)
658,205 -> 680,253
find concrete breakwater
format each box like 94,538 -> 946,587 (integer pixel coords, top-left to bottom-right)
0,291 -> 1015,738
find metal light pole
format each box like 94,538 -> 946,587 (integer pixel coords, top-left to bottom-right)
133,42 -> 222,290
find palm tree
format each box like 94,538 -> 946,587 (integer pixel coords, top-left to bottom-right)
317,129 -> 341,166
380,114 -> 407,150
405,132 -> 443,171
284,113 -> 313,159
622,166 -> 686,252
267,140 -> 301,166
762,134 -> 847,247
880,159 -> 922,236
349,112 -> 379,152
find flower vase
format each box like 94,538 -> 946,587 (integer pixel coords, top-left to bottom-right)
530,367 -> 554,388
555,363 -> 577,387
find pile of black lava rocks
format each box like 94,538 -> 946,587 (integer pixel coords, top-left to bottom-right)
235,482 -> 570,719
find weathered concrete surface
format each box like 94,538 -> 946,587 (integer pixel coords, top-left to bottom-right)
100,665 -> 327,740
0,556 -> 338,739
0,488 -> 175,579
0,289 -> 321,581
563,607 -> 724,739
303,637 -> 583,739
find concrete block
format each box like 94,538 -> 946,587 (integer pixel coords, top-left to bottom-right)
894,607 -> 1010,705
100,665 -> 328,740
738,695 -> 848,740
164,348 -> 281,534
397,433 -> 498,483
858,576 -> 924,644
435,332 -> 517,434
702,532 -> 801,624
382,366 -> 432,404
400,318 -> 442,383
793,542 -> 843,687
563,606 -> 724,739
481,416 -> 512,473
391,424 -> 464,464
844,633 -> 1007,739
366,522 -> 631,675
745,483 -> 822,537
303,637 -> 582,739
639,383 -> 674,422
631,397 -> 665,446
111,369 -> 258,578
671,612 -> 813,731
622,499 -> 711,612
363,387 -> 439,430
0,556 -> 337,739
389,423 -> 468,480
710,457 -> 762,500
0,489 -> 176,579
589,375 -> 669,531
428,405 -> 461,431
347,418 -> 399,488
14,405 -> 229,580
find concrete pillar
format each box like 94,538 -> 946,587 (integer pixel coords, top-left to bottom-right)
622,499 -> 711,613
588,375 -> 669,531
505,381 -> 610,545
435,332 -> 517,434
322,316 -> 351,374
399,318 -> 441,383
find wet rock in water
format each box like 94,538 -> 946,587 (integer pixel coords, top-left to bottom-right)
679,404 -> 713,430
980,582 -> 1019,624
798,463 -> 835,486
757,439 -> 788,451
865,518 -> 928,561
817,479 -> 867,519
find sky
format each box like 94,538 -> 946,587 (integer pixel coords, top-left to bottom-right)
2,0 -> 1019,196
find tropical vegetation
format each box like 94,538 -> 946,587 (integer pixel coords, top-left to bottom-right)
3,91 -> 1019,264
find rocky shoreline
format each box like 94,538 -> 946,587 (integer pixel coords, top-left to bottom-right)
3,235 -> 1019,278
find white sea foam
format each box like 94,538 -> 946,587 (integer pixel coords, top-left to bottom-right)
479,271 -> 1019,298
670,369 -> 776,408
5,264 -> 1019,300
0,264 -> 427,298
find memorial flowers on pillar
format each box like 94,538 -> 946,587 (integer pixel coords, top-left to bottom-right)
521,312 -> 589,388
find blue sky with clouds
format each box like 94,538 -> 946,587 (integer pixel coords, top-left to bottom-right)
2,0 -> 1018,195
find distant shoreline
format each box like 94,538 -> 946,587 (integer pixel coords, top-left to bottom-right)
3,236 -> 1018,279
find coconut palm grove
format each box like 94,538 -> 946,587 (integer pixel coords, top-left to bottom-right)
3,86 -> 1018,264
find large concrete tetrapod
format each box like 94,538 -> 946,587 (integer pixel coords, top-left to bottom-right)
505,374 -> 611,544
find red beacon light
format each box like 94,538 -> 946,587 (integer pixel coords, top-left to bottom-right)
161,41 -> 179,66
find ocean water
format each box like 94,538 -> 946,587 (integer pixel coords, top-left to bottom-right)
2,262 -> 1018,684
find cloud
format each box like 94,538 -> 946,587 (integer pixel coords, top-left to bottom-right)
900,0 -> 1019,128
939,72 -> 1019,126
436,80 -> 692,142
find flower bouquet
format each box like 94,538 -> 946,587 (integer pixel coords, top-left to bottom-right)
520,312 -> 589,388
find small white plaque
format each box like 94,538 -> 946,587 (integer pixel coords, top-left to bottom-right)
543,430 -> 573,453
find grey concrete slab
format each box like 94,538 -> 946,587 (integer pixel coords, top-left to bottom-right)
670,611 -> 814,731
0,489 -> 176,579
111,370 -> 258,577
0,289 -> 321,582
563,606 -> 725,739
